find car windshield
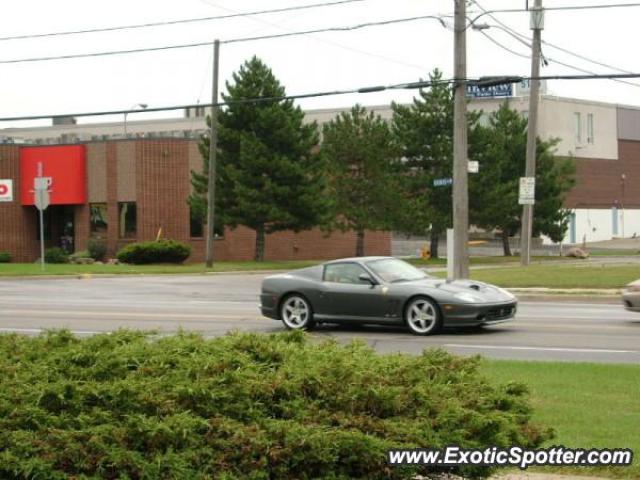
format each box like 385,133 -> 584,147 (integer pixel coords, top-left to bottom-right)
366,258 -> 428,283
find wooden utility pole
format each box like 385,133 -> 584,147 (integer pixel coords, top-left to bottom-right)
452,0 -> 469,279
520,0 -> 543,265
205,39 -> 220,268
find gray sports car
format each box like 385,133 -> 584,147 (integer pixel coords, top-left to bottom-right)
260,256 -> 517,335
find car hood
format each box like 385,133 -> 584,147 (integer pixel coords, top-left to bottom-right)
403,277 -> 515,302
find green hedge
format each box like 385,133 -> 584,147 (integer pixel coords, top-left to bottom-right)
0,251 -> 11,263
88,238 -> 107,261
116,239 -> 191,264
44,247 -> 69,264
0,330 -> 551,479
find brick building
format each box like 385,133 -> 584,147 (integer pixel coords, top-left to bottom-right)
0,139 -> 390,263
3,93 -> 640,250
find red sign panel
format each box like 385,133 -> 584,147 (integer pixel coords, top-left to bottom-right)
20,145 -> 87,205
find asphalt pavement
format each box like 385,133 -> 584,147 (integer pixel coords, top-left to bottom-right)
1,274 -> 639,364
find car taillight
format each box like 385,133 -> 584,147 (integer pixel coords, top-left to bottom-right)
626,284 -> 640,292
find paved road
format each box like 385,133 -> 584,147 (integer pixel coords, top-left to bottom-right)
1,274 -> 639,364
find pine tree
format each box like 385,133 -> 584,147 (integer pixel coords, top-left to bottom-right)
471,102 -> 576,255
321,105 -> 401,256
189,57 -> 328,261
391,69 -> 482,258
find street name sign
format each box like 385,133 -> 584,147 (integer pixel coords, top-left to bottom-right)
433,178 -> 453,187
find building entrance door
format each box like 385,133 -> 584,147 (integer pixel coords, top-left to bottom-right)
36,206 -> 75,253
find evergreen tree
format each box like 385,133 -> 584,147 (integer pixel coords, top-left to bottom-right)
321,105 -> 401,256
471,102 -> 576,255
189,57 -> 328,261
391,69 -> 482,258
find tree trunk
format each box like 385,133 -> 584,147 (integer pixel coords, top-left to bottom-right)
355,229 -> 365,257
430,232 -> 439,260
255,226 -> 266,262
501,230 -> 512,257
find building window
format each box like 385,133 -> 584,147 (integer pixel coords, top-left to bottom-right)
574,112 -> 582,143
89,203 -> 108,237
118,202 -> 137,238
190,211 -> 204,238
190,207 -> 224,238
587,113 -> 594,144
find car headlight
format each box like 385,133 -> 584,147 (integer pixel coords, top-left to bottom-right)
454,292 -> 484,303
495,286 -> 515,299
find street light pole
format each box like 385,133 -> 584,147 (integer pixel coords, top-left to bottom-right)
452,0 -> 469,279
123,103 -> 148,137
520,0 -> 543,265
205,39 -> 221,268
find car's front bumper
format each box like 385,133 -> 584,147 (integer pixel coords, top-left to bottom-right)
441,300 -> 517,327
260,293 -> 280,320
622,291 -> 640,312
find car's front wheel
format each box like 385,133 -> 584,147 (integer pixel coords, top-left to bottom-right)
280,294 -> 315,331
405,296 -> 442,336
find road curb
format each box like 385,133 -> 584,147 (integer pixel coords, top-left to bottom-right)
0,270 -> 289,281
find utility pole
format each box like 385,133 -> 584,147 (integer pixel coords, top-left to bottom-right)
205,39 -> 220,268
452,0 -> 469,279
520,0 -> 543,265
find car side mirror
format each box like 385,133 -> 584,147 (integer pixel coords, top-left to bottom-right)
358,273 -> 377,285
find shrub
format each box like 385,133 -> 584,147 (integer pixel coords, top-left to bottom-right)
0,251 -> 11,263
87,238 -> 107,261
116,239 -> 191,264
44,247 -> 68,264
0,330 -> 551,479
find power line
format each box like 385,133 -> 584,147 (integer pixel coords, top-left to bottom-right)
470,0 -> 640,89
472,0 -> 636,74
0,0 -> 367,42
200,0 -> 429,71
223,15 -> 447,44
2,72 -> 639,124
0,78 -> 452,123
476,30 -> 530,59
0,15 -> 448,65
468,2 -> 640,26
478,28 -> 640,88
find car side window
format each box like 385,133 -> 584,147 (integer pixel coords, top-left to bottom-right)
324,263 -> 370,285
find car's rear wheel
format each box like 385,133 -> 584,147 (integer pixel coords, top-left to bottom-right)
280,294 -> 315,331
405,296 -> 442,336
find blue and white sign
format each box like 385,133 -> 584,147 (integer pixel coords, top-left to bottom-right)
466,83 -> 513,98
433,178 -> 453,187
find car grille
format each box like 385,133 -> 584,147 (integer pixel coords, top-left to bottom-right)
486,306 -> 515,320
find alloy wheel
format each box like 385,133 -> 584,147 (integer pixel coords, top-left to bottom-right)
406,297 -> 440,335
281,295 -> 313,330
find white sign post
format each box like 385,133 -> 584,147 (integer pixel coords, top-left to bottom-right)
33,164 -> 52,270
446,228 -> 454,281
519,177 -> 536,205
0,179 -> 13,202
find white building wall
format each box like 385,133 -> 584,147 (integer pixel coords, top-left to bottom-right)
539,97 -> 618,160
544,208 -> 640,245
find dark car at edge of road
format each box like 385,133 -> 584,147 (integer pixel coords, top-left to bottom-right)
260,256 -> 517,335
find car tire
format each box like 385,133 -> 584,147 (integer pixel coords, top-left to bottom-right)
404,296 -> 442,336
280,294 -> 316,331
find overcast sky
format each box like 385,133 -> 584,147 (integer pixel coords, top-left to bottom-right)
1,0 -> 639,128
